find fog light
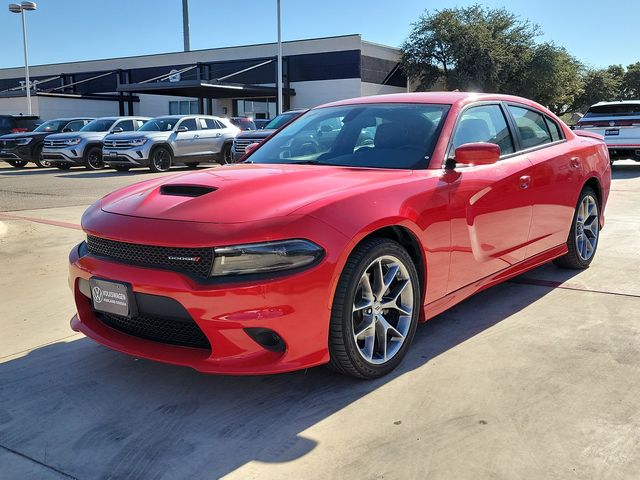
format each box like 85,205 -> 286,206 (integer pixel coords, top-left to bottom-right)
244,328 -> 286,352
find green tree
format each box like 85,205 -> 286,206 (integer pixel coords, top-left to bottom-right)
622,62 -> 640,99
572,68 -> 623,112
400,4 -> 539,92
518,43 -> 584,115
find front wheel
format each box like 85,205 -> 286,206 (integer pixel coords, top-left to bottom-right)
554,187 -> 600,269
328,238 -> 420,379
84,146 -> 105,170
149,146 -> 172,173
33,145 -> 50,168
222,144 -> 233,164
8,160 -> 28,168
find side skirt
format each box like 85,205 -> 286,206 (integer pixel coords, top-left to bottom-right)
422,244 -> 568,322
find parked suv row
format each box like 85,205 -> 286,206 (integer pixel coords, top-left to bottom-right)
102,115 -> 239,172
0,117 -> 93,168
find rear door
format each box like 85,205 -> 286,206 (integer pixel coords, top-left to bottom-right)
445,103 -> 534,293
197,118 -> 225,156
174,118 -> 200,158
505,104 -> 581,256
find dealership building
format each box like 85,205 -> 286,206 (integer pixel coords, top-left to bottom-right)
0,34 -> 407,121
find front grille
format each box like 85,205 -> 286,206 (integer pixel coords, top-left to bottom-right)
44,139 -> 70,148
86,235 -> 214,278
98,312 -> 211,349
233,138 -> 257,153
104,139 -> 134,149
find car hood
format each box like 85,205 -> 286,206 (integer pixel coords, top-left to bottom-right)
100,163 -> 414,224
0,131 -> 50,140
235,129 -> 276,141
46,131 -> 107,141
104,131 -> 168,141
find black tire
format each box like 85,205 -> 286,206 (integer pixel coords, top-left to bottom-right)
222,144 -> 233,164
149,146 -> 172,173
8,160 -> 28,168
84,146 -> 105,170
55,163 -> 72,170
327,237 -> 421,379
33,144 -> 50,168
185,162 -> 200,169
554,186 -> 600,269
113,165 -> 131,172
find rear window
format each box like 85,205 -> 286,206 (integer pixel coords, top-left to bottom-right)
584,104 -> 640,117
508,106 -> 552,149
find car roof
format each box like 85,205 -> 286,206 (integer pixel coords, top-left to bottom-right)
317,91 -> 545,110
591,100 -> 640,107
47,117 -> 94,121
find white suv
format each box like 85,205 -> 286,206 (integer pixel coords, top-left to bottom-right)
102,115 -> 240,172
575,101 -> 640,164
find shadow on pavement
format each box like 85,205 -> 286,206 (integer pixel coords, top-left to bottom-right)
0,272 -> 578,479
611,163 -> 640,180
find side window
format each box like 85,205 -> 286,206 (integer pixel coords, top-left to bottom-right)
178,118 -> 198,131
451,104 -> 515,156
545,116 -> 563,142
135,120 -> 146,129
64,120 -> 85,132
508,106 -> 552,149
199,118 -> 220,130
114,120 -> 135,132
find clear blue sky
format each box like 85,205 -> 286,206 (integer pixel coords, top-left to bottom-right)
0,0 -> 637,70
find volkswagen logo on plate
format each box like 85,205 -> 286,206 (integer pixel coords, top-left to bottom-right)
92,286 -> 104,303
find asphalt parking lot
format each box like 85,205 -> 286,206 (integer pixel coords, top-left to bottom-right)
1,162 -> 639,479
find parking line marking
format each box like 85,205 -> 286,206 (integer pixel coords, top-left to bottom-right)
510,277 -> 640,299
0,212 -> 81,231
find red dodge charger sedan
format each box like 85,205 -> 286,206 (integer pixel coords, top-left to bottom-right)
69,92 -> 610,378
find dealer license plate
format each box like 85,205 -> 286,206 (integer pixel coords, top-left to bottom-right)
90,278 -> 134,317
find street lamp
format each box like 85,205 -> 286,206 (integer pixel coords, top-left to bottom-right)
8,1 -> 37,116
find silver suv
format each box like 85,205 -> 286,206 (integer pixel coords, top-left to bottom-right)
43,117 -> 149,170
102,115 -> 240,172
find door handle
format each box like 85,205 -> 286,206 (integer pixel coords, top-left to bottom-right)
570,157 -> 580,169
519,175 -> 531,189
215,133 -> 222,137
194,134 -> 200,138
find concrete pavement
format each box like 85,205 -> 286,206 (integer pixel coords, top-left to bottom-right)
0,161 -> 639,479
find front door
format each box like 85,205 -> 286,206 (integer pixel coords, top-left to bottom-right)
444,104 -> 534,293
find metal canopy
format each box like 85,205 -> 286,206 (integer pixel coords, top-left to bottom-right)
116,79 -> 294,99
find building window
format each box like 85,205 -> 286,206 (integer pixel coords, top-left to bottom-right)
169,100 -> 199,115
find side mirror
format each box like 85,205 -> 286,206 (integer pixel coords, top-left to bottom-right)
176,126 -> 188,132
111,127 -> 124,133
453,142 -> 500,166
244,142 -> 260,155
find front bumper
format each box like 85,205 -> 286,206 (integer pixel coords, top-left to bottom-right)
68,214 -> 351,375
103,145 -> 152,167
0,146 -> 31,162
42,146 -> 85,164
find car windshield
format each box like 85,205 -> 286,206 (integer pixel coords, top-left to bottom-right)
246,103 -> 450,169
265,112 -> 300,130
80,119 -> 116,132
584,104 -> 640,117
34,120 -> 65,132
231,118 -> 256,131
138,118 -> 179,131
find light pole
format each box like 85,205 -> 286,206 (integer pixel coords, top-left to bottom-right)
8,1 -> 37,116
276,0 -> 283,115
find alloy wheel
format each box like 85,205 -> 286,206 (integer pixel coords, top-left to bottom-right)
87,150 -> 104,170
576,195 -> 599,261
153,149 -> 171,171
352,255 -> 414,364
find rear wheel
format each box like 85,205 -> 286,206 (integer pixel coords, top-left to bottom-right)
84,146 -> 104,170
554,187 -> 600,269
328,238 -> 420,379
8,160 -> 28,168
33,145 -> 50,168
149,146 -> 172,173
113,165 -> 131,172
222,144 -> 233,164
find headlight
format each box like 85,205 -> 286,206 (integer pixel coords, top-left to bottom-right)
129,137 -> 147,146
64,137 -> 82,146
16,137 -> 32,145
211,239 -> 323,276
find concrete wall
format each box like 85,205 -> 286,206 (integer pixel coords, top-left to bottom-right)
37,97 -> 119,120
290,78 -> 361,109
360,82 -> 407,98
0,96 -> 38,116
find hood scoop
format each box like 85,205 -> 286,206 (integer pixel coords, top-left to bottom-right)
159,184 -> 217,198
